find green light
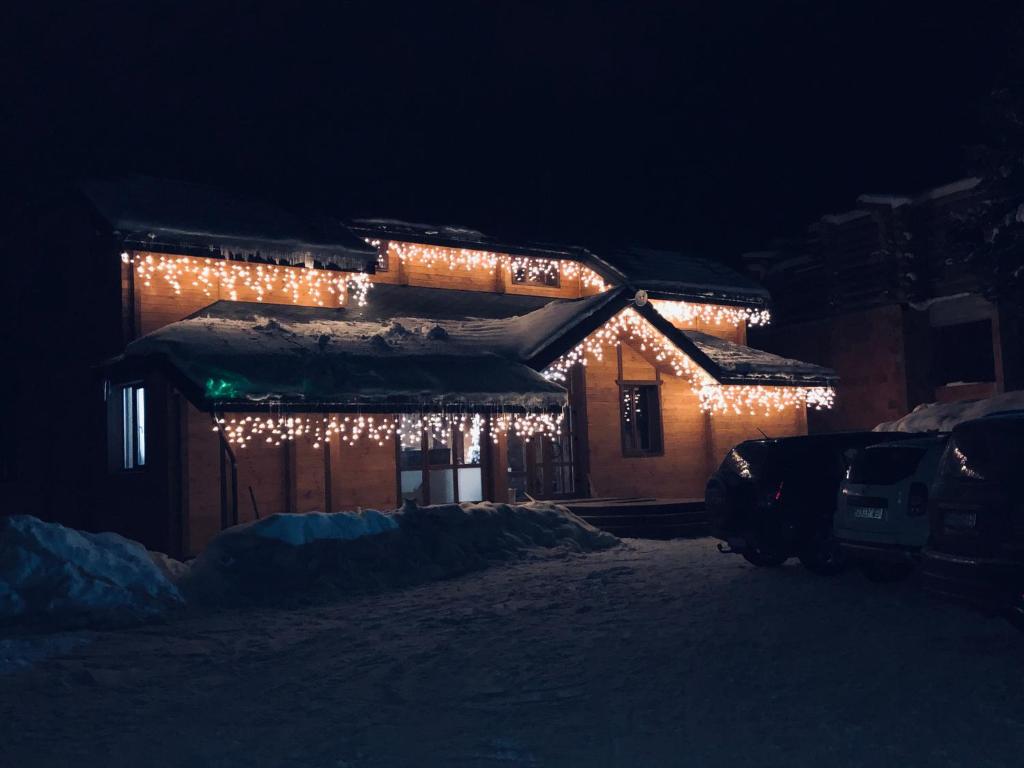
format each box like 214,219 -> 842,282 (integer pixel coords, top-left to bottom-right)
205,377 -> 240,399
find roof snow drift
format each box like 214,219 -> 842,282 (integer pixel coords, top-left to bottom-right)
81,176 -> 377,271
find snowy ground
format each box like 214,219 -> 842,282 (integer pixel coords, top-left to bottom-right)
3,537 -> 1024,767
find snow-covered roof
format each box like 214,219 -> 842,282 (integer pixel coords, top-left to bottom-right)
81,176 -> 377,271
681,330 -> 838,386
857,193 -> 913,208
347,218 -> 584,263
918,177 -> 982,201
821,209 -> 872,226
592,246 -> 770,307
114,291 -> 628,412
349,219 -> 771,307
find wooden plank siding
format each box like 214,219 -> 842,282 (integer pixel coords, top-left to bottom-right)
581,339 -> 807,500
371,241 -> 590,298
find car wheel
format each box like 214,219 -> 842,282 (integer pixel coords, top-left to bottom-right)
860,561 -> 915,583
798,536 -> 847,576
742,547 -> 789,567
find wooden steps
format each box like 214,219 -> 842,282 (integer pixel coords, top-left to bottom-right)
549,496 -> 708,540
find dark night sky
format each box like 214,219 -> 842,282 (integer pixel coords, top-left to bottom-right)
3,1 -> 1019,259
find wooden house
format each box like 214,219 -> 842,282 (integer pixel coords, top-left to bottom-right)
5,176 -> 836,556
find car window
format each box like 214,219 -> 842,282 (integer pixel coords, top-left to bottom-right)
848,446 -> 927,484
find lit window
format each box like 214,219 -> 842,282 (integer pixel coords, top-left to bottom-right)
620,383 -> 663,457
511,259 -> 560,288
118,383 -> 146,470
398,416 -> 484,504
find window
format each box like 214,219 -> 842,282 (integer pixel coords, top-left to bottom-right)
114,383 -> 146,470
375,242 -> 390,272
511,258 -> 560,288
930,320 -> 995,387
398,416 -> 483,504
620,383 -> 663,456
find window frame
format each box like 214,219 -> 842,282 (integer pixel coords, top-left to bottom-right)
618,380 -> 664,458
375,241 -> 390,273
112,381 -> 147,472
396,421 -> 486,504
510,258 -> 561,288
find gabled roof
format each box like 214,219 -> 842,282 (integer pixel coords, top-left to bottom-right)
81,176 -> 377,271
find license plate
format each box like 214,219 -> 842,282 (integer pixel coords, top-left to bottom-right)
945,511 -> 977,529
852,507 -> 885,520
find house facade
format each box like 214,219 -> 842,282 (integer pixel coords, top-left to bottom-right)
5,177 -> 836,557
746,176 -> 1024,433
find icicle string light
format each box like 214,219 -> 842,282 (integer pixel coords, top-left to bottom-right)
366,239 -> 609,291
212,411 -> 564,449
650,299 -> 771,328
125,252 -> 373,307
543,308 -> 834,415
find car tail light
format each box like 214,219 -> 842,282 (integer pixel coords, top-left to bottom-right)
908,482 -> 928,517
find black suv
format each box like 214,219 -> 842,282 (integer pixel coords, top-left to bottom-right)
921,412 -> 1024,626
706,432 -> 926,574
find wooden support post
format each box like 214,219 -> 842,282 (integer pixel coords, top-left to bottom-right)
283,441 -> 297,514
323,438 -> 334,514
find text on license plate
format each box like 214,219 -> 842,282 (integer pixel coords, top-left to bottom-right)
852,507 -> 885,520
945,511 -> 977,529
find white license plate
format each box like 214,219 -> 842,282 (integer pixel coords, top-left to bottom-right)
945,511 -> 977,529
852,507 -> 885,520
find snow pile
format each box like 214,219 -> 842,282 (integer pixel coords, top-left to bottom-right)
184,502 -> 617,607
0,516 -> 183,629
875,390 -> 1024,432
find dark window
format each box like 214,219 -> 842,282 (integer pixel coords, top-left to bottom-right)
620,383 -> 663,456
848,446 -> 927,484
507,430 -> 575,501
398,416 -> 483,504
930,320 -> 995,387
511,259 -> 560,288
112,382 -> 146,470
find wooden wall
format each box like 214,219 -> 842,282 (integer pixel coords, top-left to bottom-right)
372,242 -> 591,298
649,300 -> 748,344
581,339 -> 807,500
182,405 -> 401,555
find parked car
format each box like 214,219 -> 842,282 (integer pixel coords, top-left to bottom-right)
833,435 -> 948,582
706,432 -> 927,574
921,412 -> 1024,626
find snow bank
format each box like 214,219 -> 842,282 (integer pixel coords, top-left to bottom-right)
0,516 -> 183,629
875,390 -> 1024,432
184,502 -> 617,607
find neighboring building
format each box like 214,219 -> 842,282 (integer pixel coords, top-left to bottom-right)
5,176 -> 835,556
746,177 -> 1023,433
